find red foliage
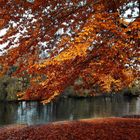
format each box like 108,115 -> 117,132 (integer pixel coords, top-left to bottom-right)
0,118 -> 140,140
0,0 -> 139,103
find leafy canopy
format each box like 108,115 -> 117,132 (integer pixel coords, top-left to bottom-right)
0,0 -> 139,103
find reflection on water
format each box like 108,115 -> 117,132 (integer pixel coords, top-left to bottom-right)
0,94 -> 140,126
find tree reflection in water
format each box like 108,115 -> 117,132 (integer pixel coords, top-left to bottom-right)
0,94 -> 140,126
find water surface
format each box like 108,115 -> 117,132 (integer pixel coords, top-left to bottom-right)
0,94 -> 140,126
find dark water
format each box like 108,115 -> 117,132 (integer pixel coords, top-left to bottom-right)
0,94 -> 140,126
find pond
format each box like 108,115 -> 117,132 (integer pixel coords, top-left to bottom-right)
0,94 -> 140,126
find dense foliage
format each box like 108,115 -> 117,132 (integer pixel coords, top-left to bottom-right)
0,0 -> 139,103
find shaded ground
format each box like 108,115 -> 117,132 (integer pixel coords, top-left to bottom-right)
0,117 -> 140,140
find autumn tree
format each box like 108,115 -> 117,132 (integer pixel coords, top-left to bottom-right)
0,0 -> 139,103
